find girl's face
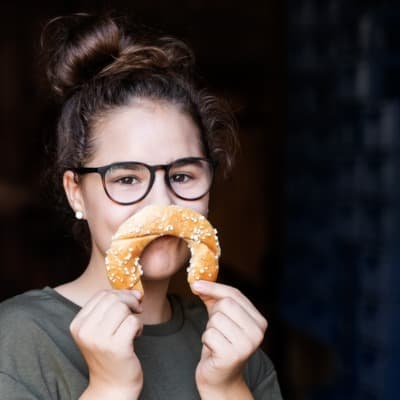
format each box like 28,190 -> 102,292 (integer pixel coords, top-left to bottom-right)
64,98 -> 209,283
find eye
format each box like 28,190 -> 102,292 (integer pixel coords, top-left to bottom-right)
115,176 -> 140,185
106,164 -> 149,188
170,173 -> 192,183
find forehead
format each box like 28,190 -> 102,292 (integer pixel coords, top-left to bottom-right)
89,99 -> 204,165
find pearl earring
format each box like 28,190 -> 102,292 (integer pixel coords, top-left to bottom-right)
75,210 -> 84,220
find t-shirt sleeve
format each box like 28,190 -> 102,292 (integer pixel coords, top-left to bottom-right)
0,295 -> 70,399
0,291 -> 88,400
0,373 -> 39,400
244,348 -> 283,400
0,300 -> 49,398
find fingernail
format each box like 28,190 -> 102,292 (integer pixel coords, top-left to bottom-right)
132,290 -> 143,300
192,280 -> 206,291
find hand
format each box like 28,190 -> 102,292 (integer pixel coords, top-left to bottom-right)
192,281 -> 267,399
70,289 -> 144,400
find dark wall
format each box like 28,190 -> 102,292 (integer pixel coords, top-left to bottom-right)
0,0 -> 285,387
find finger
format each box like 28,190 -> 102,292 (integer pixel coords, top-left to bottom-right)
109,290 -> 143,312
207,311 -> 261,355
191,281 -> 266,328
113,314 -> 144,348
98,300 -> 136,335
90,290 -> 142,324
192,281 -> 253,310
210,297 -> 267,337
202,326 -> 232,360
71,290 -> 142,333
70,290 -> 108,332
76,290 -> 108,317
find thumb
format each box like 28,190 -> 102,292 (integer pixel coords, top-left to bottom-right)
191,280 -> 217,314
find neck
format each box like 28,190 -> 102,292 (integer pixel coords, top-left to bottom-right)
140,280 -> 172,324
54,250 -> 172,325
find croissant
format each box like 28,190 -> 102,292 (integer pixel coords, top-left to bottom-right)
105,204 -> 220,295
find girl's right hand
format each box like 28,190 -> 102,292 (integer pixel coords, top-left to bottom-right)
70,289 -> 144,400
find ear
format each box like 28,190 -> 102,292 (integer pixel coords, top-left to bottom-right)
63,170 -> 86,218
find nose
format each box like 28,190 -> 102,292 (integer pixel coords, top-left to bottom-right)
144,170 -> 175,206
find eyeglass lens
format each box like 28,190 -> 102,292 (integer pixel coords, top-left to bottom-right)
104,159 -> 213,203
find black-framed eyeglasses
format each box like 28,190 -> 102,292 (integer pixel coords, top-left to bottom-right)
71,157 -> 215,205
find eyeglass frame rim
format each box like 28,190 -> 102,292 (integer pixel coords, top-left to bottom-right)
69,156 -> 216,205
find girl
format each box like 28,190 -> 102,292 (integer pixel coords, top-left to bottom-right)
0,13 -> 282,400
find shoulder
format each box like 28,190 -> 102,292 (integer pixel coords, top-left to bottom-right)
0,289 -> 86,399
0,289 -> 51,326
0,287 -> 78,367
0,289 -> 58,381
0,287 -> 77,344
0,289 -> 50,351
0,288 -> 64,324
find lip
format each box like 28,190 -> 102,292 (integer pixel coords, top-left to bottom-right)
141,235 -> 185,253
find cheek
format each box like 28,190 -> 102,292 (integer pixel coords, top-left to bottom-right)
180,194 -> 210,217
83,187 -> 140,251
87,208 -> 131,252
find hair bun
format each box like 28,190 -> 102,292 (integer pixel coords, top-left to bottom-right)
41,13 -> 124,97
98,36 -> 195,78
41,13 -> 195,97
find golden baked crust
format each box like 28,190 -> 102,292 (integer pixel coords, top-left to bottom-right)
105,204 -> 220,295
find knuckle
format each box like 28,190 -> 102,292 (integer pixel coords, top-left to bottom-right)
114,301 -> 130,316
252,326 -> 265,347
76,325 -> 92,341
104,291 -> 119,302
202,326 -> 217,342
210,311 -> 225,325
98,289 -> 111,300
260,316 -> 268,332
248,317 -> 266,345
69,319 -> 86,341
71,326 -> 89,344
69,320 -> 78,335
97,290 -> 120,305
230,287 -> 242,298
126,314 -> 141,330
219,296 -> 236,309
241,339 -> 254,357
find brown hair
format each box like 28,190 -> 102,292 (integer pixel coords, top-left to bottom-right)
41,12 -> 239,244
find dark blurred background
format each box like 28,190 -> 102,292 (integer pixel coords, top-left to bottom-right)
1,1 -> 399,399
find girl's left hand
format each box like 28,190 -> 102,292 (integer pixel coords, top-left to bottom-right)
191,280 -> 268,399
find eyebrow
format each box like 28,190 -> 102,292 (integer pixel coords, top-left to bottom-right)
110,162 -> 145,170
172,158 -> 203,167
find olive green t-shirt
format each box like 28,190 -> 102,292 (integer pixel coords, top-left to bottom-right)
0,288 -> 282,399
